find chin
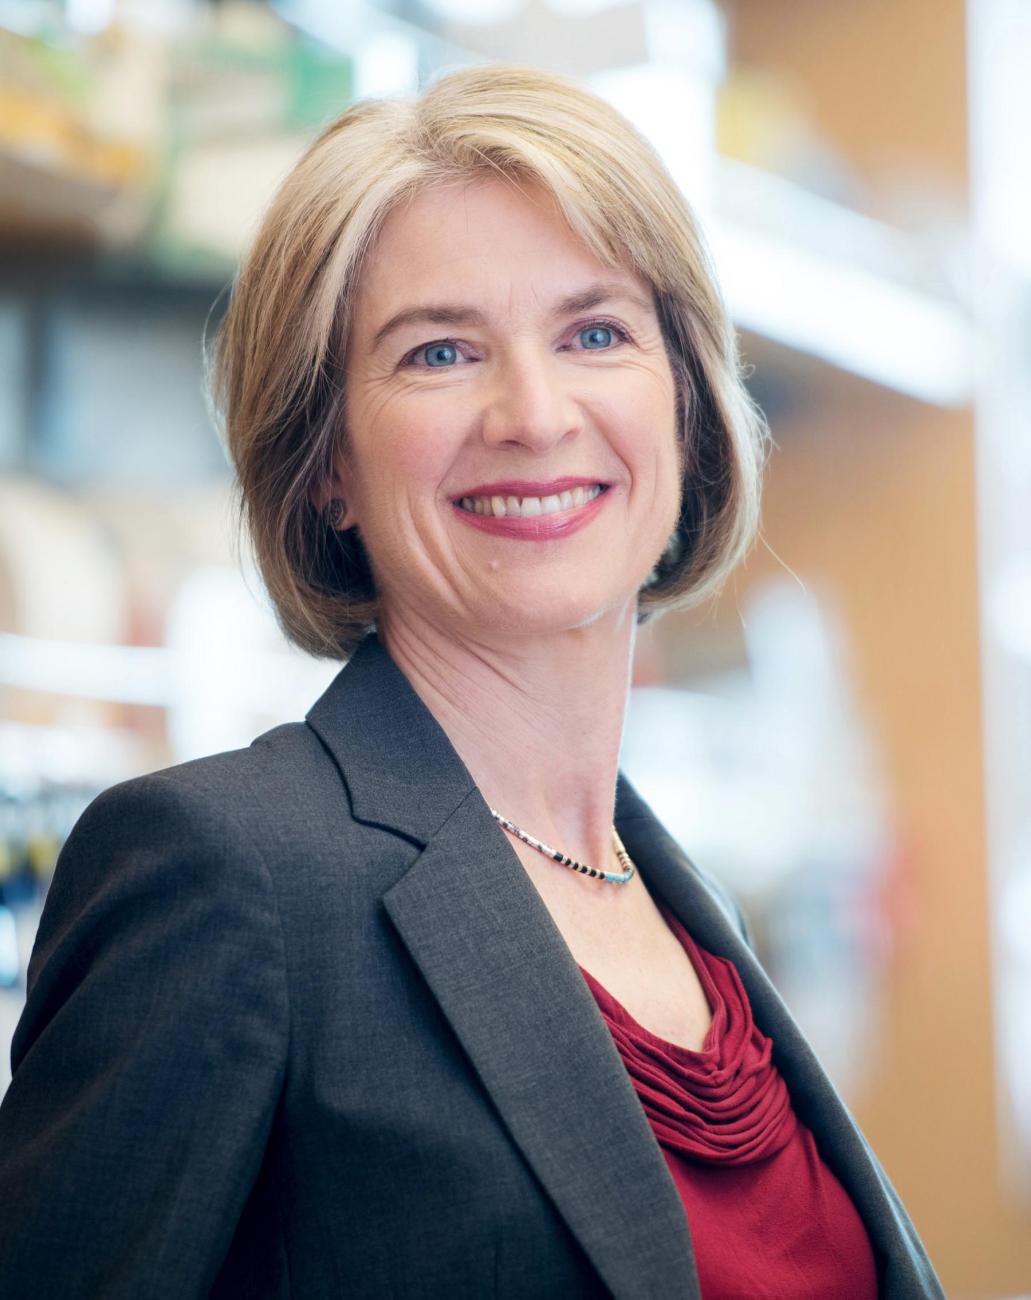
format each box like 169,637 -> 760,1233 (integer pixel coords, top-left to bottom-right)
467,580 -> 640,642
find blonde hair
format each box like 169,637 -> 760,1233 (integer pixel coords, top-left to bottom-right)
210,62 -> 770,659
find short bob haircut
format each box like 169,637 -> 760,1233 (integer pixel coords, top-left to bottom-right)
210,62 -> 770,660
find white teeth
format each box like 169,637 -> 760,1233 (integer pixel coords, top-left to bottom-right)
459,485 -> 604,518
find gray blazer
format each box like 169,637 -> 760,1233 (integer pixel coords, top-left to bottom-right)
0,633 -> 943,1299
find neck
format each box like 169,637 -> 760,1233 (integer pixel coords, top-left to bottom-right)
379,605 -> 637,870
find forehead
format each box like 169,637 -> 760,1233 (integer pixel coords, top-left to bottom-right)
352,176 -> 651,324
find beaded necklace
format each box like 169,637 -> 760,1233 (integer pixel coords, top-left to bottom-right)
490,808 -> 636,885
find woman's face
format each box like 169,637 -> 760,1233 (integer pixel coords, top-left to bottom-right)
334,175 -> 682,644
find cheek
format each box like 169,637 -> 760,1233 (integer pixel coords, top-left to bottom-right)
618,379 -> 679,478
349,402 -> 458,507
644,391 -> 682,530
395,427 -> 455,494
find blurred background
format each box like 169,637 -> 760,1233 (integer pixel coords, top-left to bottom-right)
1,0 -> 1029,1294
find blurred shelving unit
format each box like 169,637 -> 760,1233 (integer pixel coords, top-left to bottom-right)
1,0 -> 976,400
711,157 -> 972,407
0,147 -> 143,243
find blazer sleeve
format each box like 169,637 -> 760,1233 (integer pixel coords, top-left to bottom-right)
0,772 -> 290,1300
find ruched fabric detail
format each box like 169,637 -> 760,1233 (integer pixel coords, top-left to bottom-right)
579,903 -> 797,1167
579,901 -> 881,1299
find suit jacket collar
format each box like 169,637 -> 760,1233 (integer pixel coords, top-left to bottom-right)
306,631 -> 477,842
306,632 -> 941,1300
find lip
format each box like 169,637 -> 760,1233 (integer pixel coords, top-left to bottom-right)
451,482 -> 612,541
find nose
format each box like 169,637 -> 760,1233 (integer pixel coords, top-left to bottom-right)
479,349 -> 582,453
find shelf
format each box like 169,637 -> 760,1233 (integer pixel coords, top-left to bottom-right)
712,159 -> 973,407
0,147 -> 147,246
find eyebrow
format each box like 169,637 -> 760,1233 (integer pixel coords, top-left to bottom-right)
369,281 -> 654,353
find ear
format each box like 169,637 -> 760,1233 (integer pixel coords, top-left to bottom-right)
309,459 -> 358,530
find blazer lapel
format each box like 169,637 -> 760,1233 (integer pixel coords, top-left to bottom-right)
307,636 -> 700,1299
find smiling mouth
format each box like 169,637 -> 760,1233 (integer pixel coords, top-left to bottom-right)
456,484 -> 607,518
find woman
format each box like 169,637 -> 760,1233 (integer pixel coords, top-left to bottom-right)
0,64 -> 943,1299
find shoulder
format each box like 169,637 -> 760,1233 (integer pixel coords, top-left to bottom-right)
20,732 -> 322,1055
77,720 -> 346,853
41,729 -> 328,921
93,720 -> 336,816
61,716 -> 415,923
41,721 -> 355,953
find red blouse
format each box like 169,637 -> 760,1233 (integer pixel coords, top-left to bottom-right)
579,903 -> 880,1299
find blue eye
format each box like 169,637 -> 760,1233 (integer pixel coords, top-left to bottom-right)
422,342 -> 459,367
580,324 -> 614,349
